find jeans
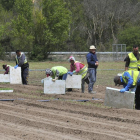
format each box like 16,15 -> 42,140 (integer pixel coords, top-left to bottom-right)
88,68 -> 96,92
130,86 -> 137,92
58,73 -> 68,80
62,73 -> 68,80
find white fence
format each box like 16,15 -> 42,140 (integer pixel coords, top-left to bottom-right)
48,52 -> 129,62
5,52 -> 130,62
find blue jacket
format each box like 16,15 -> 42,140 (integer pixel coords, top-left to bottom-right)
86,52 -> 98,68
120,71 -> 140,91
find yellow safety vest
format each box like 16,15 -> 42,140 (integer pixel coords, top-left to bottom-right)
122,70 -> 140,86
128,52 -> 140,71
75,61 -> 87,79
51,66 -> 68,79
15,53 -> 27,64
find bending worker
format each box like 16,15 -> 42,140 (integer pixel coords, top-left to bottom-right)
45,66 -> 68,82
114,70 -> 140,110
68,56 -> 89,93
2,64 -> 11,74
14,50 -> 29,85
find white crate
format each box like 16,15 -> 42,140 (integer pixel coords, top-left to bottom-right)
44,78 -> 65,94
10,67 -> 22,84
0,74 -> 10,82
66,75 -> 81,89
105,87 -> 135,109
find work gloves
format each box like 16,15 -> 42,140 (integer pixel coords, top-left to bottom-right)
14,65 -> 18,69
67,71 -> 73,76
120,88 -> 126,93
52,79 -> 56,82
52,77 -> 58,82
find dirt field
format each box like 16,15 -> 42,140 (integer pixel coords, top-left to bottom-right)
0,83 -> 140,140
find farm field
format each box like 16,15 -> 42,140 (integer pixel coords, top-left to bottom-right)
0,61 -> 140,140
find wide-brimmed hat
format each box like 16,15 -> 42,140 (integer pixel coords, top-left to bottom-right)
89,45 -> 96,49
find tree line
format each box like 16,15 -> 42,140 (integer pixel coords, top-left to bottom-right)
0,0 -> 140,60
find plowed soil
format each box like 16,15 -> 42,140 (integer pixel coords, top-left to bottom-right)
0,83 -> 140,140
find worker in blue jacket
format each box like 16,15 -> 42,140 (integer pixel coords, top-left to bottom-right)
114,70 -> 140,110
86,45 -> 99,94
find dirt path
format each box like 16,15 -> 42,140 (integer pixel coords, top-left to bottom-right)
0,84 -> 140,140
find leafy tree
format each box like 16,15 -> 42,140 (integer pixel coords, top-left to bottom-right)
0,24 -> 7,58
30,0 -> 71,60
0,4 -> 13,54
82,0 -> 140,51
10,0 -> 34,52
42,0 -> 71,45
31,10 -> 49,60
118,26 -> 140,51
64,0 -> 87,51
0,0 -> 15,11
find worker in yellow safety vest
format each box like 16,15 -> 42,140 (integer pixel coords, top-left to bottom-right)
68,56 -> 89,93
125,45 -> 140,71
46,66 -> 68,82
14,50 -> 29,85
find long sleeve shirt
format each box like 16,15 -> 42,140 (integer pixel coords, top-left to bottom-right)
70,62 -> 84,73
4,65 -> 10,74
120,72 -> 140,91
16,54 -> 25,67
16,53 -> 29,70
86,52 -> 98,68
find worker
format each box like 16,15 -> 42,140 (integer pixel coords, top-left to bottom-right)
86,45 -> 99,94
125,45 -> 140,71
14,50 -> 29,85
2,65 -> 11,74
45,66 -> 68,82
114,70 -> 140,110
67,56 -> 89,93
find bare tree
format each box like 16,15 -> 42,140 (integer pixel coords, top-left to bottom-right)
82,0 -> 140,51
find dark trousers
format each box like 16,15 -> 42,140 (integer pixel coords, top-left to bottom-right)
135,85 -> 140,109
21,67 -> 29,85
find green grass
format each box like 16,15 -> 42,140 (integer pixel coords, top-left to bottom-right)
0,60 -> 125,87
0,60 -> 124,70
0,88 -> 13,90
97,61 -> 124,70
